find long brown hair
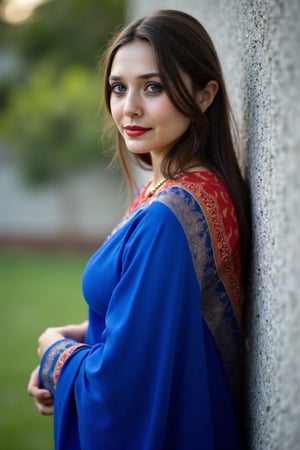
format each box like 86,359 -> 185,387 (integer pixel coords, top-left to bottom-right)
102,9 -> 251,271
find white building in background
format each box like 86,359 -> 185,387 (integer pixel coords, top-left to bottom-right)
0,145 -> 130,247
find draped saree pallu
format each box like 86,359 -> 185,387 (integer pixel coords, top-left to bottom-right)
39,171 -> 243,450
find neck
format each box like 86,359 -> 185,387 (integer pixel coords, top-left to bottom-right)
150,153 -> 164,185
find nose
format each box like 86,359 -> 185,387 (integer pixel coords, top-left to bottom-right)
123,90 -> 143,118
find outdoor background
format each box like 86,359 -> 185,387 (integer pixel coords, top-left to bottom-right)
0,1 -> 127,449
1,1 -> 300,450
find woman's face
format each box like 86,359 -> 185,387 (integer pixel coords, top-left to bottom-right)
108,40 -> 191,159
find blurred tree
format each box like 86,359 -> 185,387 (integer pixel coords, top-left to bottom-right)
0,63 -> 111,184
0,0 -> 125,184
10,0 -> 126,69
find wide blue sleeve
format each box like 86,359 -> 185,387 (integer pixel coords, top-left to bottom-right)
44,201 -> 230,450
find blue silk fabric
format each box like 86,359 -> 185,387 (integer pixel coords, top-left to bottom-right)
41,182 -> 243,449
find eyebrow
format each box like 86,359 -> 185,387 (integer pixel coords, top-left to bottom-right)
109,72 -> 161,81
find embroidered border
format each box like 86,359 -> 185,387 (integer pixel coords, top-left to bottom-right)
39,339 -> 89,395
53,344 -> 88,389
173,176 -> 242,325
154,181 -> 243,403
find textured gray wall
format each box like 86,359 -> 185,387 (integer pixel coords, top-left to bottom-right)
129,1 -> 300,449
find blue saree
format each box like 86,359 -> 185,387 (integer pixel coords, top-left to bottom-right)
39,171 -> 243,449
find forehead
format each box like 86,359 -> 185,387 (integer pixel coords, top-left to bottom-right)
110,40 -> 158,76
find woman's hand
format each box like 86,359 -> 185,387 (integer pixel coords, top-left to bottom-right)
53,321 -> 88,343
27,366 -> 54,416
37,321 -> 88,359
37,328 -> 65,359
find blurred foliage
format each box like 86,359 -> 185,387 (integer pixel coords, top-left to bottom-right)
1,0 -> 126,68
0,63 -> 108,183
0,0 -> 126,184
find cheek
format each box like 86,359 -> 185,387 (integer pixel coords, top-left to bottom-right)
158,104 -> 190,133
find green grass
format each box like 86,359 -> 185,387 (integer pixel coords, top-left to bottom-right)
0,249 -> 89,450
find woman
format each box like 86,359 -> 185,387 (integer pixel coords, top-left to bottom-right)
28,9 -> 251,450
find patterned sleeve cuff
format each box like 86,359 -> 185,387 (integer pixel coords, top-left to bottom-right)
39,338 -> 89,395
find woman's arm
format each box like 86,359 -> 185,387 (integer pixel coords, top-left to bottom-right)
28,321 -> 88,415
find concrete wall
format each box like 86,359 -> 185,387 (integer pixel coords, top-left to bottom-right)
129,1 -> 300,449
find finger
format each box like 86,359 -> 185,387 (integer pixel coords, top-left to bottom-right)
34,398 -> 54,416
40,406 -> 54,416
37,391 -> 53,405
27,367 -> 53,402
30,388 -> 53,404
27,367 -> 40,395
31,391 -> 54,415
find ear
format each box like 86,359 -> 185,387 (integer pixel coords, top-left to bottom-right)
196,80 -> 219,113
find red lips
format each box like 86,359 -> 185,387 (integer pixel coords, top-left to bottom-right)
124,125 -> 151,137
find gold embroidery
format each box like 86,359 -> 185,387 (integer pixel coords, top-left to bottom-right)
155,182 -> 242,402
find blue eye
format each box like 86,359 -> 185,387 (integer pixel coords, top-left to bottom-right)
111,83 -> 126,94
145,83 -> 163,94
